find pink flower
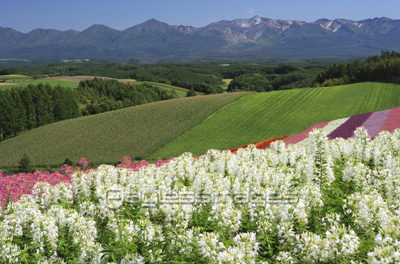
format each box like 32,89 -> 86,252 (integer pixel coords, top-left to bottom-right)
79,158 -> 88,168
121,157 -> 131,167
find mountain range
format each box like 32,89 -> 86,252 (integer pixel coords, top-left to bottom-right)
1,16 -> 400,60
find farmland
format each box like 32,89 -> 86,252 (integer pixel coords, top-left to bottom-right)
0,74 -> 31,80
0,92 -> 247,167
149,82 -> 400,159
0,76 -> 80,90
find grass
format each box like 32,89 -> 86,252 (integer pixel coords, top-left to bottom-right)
137,81 -> 203,97
148,82 -> 400,159
222,79 -> 233,90
0,74 -> 32,80
0,93 -> 247,168
0,79 -> 79,90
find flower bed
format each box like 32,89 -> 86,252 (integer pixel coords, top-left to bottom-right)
2,128 -> 400,262
287,106 -> 400,144
228,135 -> 289,154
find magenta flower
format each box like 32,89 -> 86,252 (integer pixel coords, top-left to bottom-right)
79,158 -> 88,168
121,156 -> 132,167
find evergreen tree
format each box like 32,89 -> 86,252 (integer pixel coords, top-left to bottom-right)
32,83 -> 54,126
10,88 -> 26,135
52,85 -> 69,121
0,90 -> 8,140
21,86 -> 37,130
18,154 -> 31,173
1,91 -> 14,139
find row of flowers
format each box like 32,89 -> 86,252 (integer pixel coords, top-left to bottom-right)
1,133 -> 287,209
228,135 -> 289,154
1,127 -> 400,262
0,158 -> 171,210
285,106 -> 400,145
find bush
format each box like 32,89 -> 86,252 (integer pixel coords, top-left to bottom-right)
186,88 -> 197,97
18,154 -> 31,173
63,158 -> 74,166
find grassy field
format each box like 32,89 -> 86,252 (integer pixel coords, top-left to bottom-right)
148,82 -> 400,159
136,81 -> 203,97
222,79 -> 233,90
0,74 -> 32,80
0,93 -> 247,168
0,79 -> 80,90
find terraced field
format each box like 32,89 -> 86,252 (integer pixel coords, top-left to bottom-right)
0,93 -> 247,167
148,82 -> 400,159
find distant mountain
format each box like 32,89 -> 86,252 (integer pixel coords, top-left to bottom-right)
1,16 -> 400,60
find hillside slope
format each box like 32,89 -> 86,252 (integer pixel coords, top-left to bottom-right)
0,93 -> 247,167
149,82 -> 400,159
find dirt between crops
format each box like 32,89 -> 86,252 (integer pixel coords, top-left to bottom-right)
52,76 -> 136,84
0,83 -> 14,86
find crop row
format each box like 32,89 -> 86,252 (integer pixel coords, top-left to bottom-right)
286,106 -> 400,145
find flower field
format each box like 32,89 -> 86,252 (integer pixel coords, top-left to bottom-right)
285,106 -> 400,145
2,125 -> 400,263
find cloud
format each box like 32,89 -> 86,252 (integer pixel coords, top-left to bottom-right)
245,8 -> 256,17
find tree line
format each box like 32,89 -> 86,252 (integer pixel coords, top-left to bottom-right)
315,51 -> 400,86
7,61 -> 330,94
0,84 -> 80,141
227,66 -> 317,92
76,78 -> 177,115
0,79 -> 178,141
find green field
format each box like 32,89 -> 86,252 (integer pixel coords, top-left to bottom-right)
0,93 -> 247,167
222,78 -> 233,90
148,82 -> 400,159
0,79 -> 80,90
137,81 -> 203,97
0,74 -> 31,80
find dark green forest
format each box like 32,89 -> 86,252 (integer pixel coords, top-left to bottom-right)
227,65 -> 317,92
315,51 -> 400,86
76,78 -> 177,115
0,84 -> 80,141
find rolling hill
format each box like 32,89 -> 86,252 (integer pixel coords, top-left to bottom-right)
1,17 -> 400,59
0,93 -> 246,167
2,82 -> 400,168
148,82 -> 400,160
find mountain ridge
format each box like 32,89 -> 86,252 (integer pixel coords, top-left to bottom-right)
1,16 -> 399,60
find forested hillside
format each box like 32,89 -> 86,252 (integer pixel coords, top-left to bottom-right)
315,51 -> 400,86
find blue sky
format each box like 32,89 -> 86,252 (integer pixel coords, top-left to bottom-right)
1,0 -> 399,32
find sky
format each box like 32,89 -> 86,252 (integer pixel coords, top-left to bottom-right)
1,0 -> 399,33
